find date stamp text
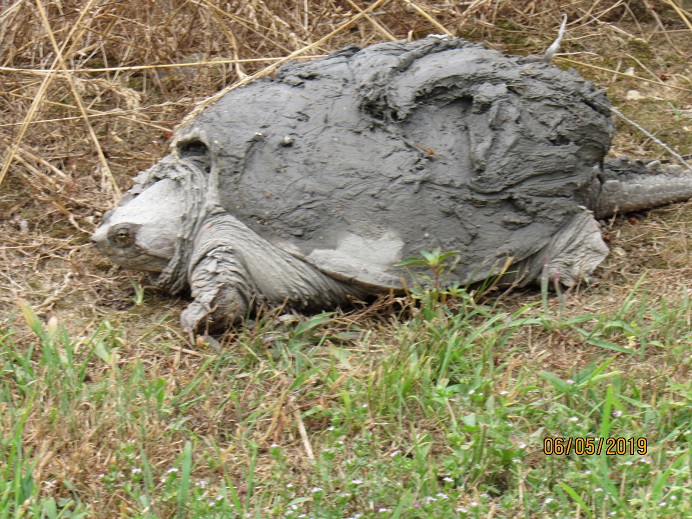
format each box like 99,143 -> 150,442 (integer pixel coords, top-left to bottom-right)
543,437 -> 647,456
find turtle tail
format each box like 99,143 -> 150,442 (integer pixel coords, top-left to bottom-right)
590,156 -> 692,219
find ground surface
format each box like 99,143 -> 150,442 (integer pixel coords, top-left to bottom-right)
1,1 -> 691,518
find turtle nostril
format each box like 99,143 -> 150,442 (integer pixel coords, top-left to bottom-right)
91,227 -> 107,246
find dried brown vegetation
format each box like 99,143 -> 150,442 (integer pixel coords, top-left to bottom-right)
1,0 -> 690,333
0,0 -> 691,516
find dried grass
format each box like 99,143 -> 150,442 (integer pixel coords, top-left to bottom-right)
0,0 -> 691,360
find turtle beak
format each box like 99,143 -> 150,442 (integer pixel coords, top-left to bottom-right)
90,210 -> 113,249
90,224 -> 108,250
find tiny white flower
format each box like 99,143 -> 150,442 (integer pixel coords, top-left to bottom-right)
426,496 -> 437,503
131,468 -> 142,474
499,390 -> 509,395
378,508 -> 389,513
456,507 -> 467,513
351,479 -> 363,484
623,460 -> 633,466
566,379 -> 575,384
161,477 -> 167,483
470,501 -> 479,507
595,488 -> 603,493
613,410 -> 622,417
218,496 -> 224,501
659,501 -> 667,506
443,477 -> 453,482
360,403 -> 368,408
167,467 -> 179,474
436,492 -> 448,499
568,416 -> 579,422
639,458 -> 651,464
270,443 -> 279,448
518,443 -> 527,449
671,496 -> 678,501
389,450 -> 400,457
327,426 -> 335,431
584,470 -> 592,475
507,422 -> 514,428
545,497 -> 554,504
336,440 -> 344,445
287,483 -> 294,489
311,486 -> 323,493
468,389 -> 475,395
98,474 -> 105,479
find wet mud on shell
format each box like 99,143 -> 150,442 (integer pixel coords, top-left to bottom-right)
173,37 -> 614,287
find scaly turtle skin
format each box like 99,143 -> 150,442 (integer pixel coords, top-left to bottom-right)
92,37 -> 692,332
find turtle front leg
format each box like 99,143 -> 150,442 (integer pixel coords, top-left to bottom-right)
180,246 -> 257,332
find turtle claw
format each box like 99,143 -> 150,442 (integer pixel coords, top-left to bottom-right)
180,301 -> 212,333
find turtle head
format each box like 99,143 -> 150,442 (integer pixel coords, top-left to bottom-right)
92,176 -> 185,272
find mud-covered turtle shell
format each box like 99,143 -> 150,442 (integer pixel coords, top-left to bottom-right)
173,37 -> 613,289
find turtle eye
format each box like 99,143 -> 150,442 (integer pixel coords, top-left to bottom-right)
110,224 -> 136,248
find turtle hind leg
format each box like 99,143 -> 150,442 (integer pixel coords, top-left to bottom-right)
511,211 -> 609,288
539,211 -> 609,287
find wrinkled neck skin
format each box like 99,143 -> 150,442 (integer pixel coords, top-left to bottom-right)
154,158 -> 361,332
153,157 -> 206,295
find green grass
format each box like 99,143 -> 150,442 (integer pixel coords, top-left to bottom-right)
2,282 -> 692,518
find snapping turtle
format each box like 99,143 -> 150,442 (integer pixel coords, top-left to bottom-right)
92,37 -> 692,332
